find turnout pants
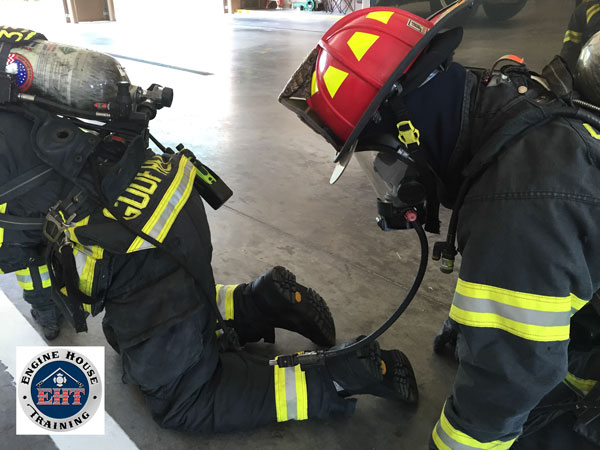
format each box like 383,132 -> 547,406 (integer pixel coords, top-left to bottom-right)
100,195 -> 353,433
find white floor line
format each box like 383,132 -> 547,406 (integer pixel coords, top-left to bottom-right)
0,289 -> 139,450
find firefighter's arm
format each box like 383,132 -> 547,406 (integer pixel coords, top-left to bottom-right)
560,3 -> 589,72
430,195 -> 592,449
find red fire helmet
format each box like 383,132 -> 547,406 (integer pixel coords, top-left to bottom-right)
280,0 -> 474,176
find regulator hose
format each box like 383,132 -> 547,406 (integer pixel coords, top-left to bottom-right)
271,217 -> 429,368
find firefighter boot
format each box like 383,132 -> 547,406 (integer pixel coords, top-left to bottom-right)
325,336 -> 418,403
30,303 -> 61,340
222,266 -> 336,347
25,288 -> 62,341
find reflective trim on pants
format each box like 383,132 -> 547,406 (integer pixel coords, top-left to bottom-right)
274,359 -> 308,422
432,404 -> 516,450
449,278 -> 572,342
215,284 -> 236,320
15,265 -> 51,290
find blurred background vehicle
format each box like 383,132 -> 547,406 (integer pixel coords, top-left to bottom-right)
374,0 -> 528,21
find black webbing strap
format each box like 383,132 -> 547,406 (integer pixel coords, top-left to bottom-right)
0,164 -> 53,204
389,94 -> 442,234
541,55 -> 575,101
0,42 -> 11,75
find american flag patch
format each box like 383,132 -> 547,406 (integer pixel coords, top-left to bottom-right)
5,53 -> 33,92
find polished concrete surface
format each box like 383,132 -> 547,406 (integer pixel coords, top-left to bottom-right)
0,1 -> 575,448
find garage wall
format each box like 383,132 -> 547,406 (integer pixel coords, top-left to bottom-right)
2,0 -> 66,28
113,0 -> 223,25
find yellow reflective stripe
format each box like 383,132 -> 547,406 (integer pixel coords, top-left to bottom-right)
39,264 -> 51,289
347,31 -> 379,62
295,364 -> 308,420
455,279 -> 571,312
127,157 -> 195,253
225,285 -> 235,320
273,358 -> 308,422
67,215 -> 90,245
587,4 -> 600,23
450,305 -> 570,342
434,406 -> 516,450
584,123 -> 600,140
564,372 -> 597,396
73,244 -> 103,296
322,66 -> 348,99
571,294 -> 588,316
215,284 -> 237,320
0,202 -> 6,247
15,267 -> 33,290
366,10 -> 394,24
563,30 -> 582,43
432,427 -> 452,450
274,361 -> 288,422
310,70 -> 318,96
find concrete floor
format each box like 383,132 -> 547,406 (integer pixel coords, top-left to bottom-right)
0,1 -> 576,448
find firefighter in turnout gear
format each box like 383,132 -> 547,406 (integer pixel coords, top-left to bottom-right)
0,28 -> 418,433
560,0 -> 600,72
281,1 -> 600,448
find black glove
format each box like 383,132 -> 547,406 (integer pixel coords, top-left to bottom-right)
433,317 -> 459,361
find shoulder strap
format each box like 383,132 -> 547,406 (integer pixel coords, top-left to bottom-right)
0,164 -> 53,204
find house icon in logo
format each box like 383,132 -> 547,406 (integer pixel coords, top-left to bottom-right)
35,367 -> 86,406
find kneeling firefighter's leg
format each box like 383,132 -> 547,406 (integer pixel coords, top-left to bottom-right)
18,265 -> 61,340
216,266 -> 336,347
116,309 -> 355,433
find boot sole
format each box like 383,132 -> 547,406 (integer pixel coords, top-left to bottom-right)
381,349 -> 419,404
265,266 -> 336,347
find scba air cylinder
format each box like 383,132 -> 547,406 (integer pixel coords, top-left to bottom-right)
5,40 -> 129,111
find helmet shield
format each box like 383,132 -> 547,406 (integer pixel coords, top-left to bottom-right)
355,150 -> 409,205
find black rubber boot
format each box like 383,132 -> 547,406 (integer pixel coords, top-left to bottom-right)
234,266 -> 336,347
30,304 -> 61,340
325,336 -> 418,403
433,317 -> 459,361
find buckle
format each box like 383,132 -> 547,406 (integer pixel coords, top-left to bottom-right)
396,120 -> 421,147
42,202 -> 76,245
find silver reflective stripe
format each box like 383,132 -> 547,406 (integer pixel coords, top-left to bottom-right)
571,307 -> 579,317
40,270 -> 51,284
435,421 -> 480,450
453,293 -> 570,327
217,285 -> 228,317
16,273 -> 31,284
284,366 -> 297,420
146,161 -> 193,241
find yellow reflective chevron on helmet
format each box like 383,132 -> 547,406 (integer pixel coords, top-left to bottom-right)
366,10 -> 394,24
347,32 -> 380,62
323,66 -> 349,99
